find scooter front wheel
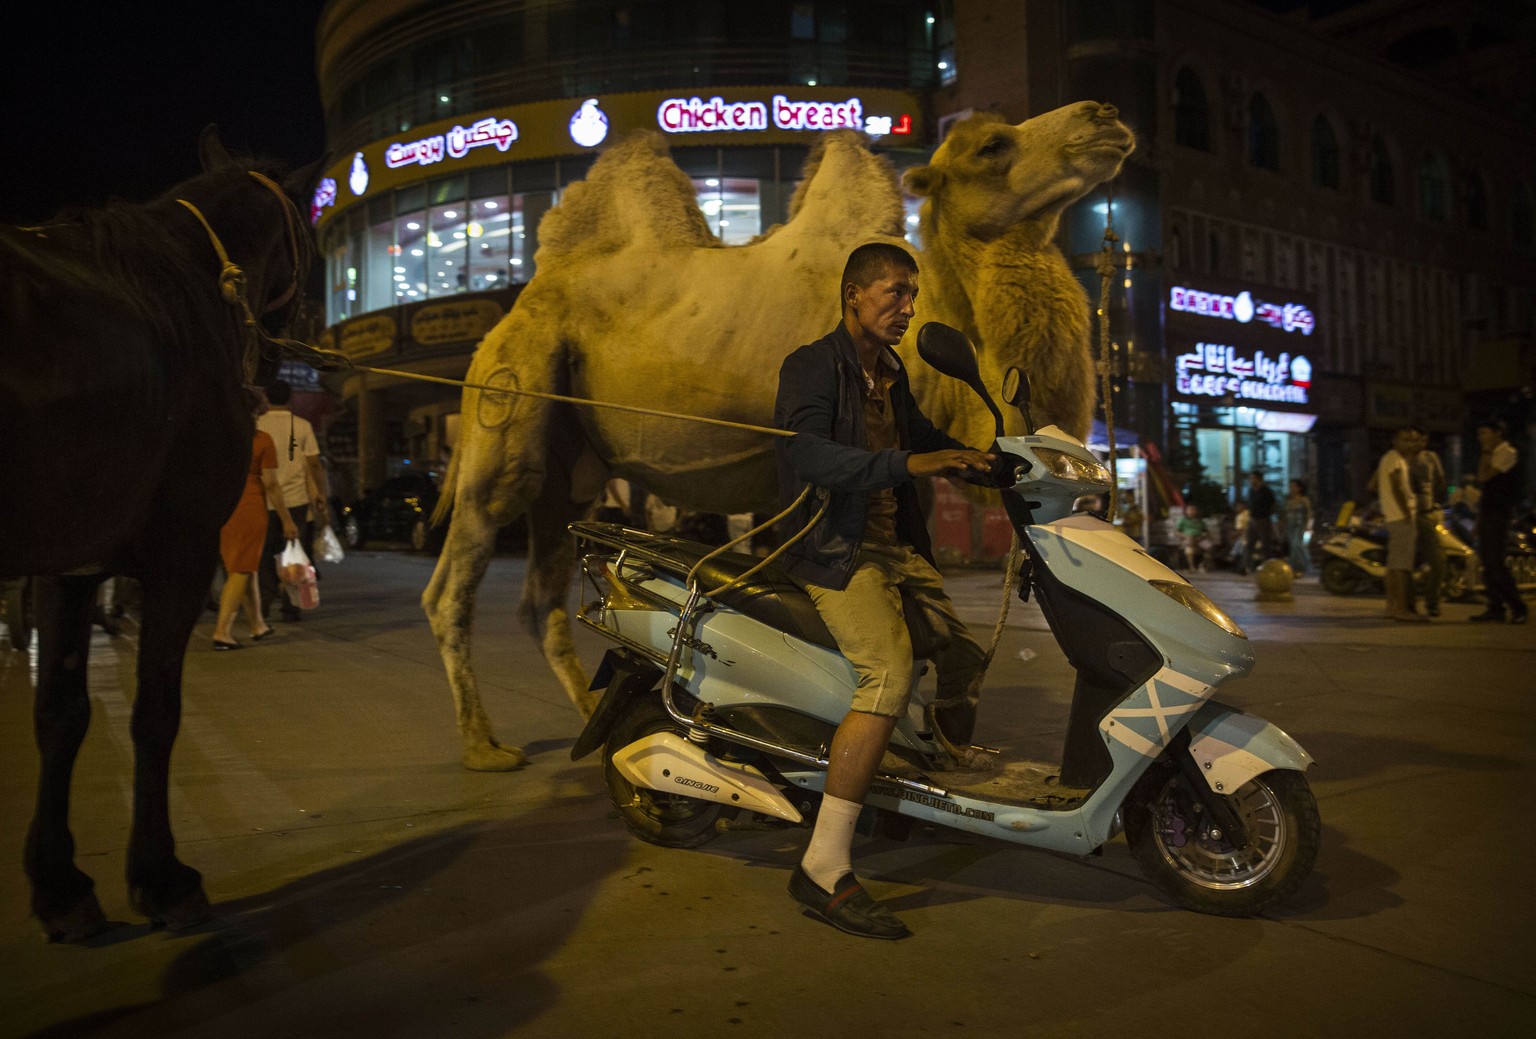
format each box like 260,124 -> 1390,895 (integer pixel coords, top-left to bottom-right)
1124,766 -> 1319,917
1320,557 -> 1363,596
603,697 -> 732,849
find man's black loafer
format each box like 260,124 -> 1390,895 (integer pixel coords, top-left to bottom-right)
788,867 -> 911,940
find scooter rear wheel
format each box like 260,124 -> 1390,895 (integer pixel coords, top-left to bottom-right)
1124,766 -> 1320,917
603,697 -> 732,849
1320,557 -> 1363,596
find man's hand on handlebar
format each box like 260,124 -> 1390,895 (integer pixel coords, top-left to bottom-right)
908,449 -> 997,480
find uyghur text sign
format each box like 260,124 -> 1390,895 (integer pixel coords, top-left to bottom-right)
1166,278 -> 1320,412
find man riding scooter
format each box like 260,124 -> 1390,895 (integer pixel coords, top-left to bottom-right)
773,242 -> 996,939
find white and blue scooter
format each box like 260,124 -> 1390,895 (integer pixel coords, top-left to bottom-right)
569,322 -> 1319,916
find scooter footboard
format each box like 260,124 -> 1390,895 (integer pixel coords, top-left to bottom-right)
1186,701 -> 1313,794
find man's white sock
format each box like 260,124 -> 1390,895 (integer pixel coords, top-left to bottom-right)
800,794 -> 861,892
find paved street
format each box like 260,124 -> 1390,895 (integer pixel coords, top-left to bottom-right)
1,549 -> 1533,1038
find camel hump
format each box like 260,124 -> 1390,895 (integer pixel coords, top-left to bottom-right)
536,130 -> 717,259
782,130 -> 904,237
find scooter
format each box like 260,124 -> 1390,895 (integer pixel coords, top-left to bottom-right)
1317,505 -> 1476,600
569,323 -> 1320,917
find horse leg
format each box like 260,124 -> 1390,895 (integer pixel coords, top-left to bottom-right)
423,491 -> 529,771
519,438 -> 601,720
25,573 -> 110,942
123,551 -> 216,930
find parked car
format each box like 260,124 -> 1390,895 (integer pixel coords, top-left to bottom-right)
338,472 -> 528,554
339,472 -> 443,553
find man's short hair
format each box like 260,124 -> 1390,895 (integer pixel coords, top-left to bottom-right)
266,379 -> 293,406
1477,418 -> 1507,436
841,242 -> 917,299
1400,423 -> 1425,436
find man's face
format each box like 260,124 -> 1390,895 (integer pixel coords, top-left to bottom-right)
848,266 -> 918,346
1394,430 -> 1419,454
1477,426 -> 1499,450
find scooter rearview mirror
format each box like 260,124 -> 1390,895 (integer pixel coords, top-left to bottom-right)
1001,366 -> 1035,434
917,322 -> 1005,439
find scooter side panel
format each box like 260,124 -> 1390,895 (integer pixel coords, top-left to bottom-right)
1186,700 -> 1314,793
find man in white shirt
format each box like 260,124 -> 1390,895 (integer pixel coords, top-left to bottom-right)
1374,426 -> 1428,622
257,380 -> 330,621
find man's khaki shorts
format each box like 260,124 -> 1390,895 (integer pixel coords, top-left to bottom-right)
1386,518 -> 1416,570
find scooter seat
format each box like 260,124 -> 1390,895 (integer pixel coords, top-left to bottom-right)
574,523 -> 947,657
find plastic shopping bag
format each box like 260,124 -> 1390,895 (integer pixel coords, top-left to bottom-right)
276,539 -> 320,610
315,525 -> 345,565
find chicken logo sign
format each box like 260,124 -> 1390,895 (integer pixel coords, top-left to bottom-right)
569,99 -> 610,147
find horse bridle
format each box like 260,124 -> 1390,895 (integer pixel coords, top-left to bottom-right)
177,171 -> 346,382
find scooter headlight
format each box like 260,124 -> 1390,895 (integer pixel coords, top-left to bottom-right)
1033,448 -> 1111,487
1150,580 -> 1247,639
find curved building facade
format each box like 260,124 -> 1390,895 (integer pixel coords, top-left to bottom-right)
311,0 -> 947,493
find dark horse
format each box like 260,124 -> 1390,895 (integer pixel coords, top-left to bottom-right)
0,128 -> 320,941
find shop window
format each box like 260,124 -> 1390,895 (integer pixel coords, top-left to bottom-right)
511,191 -> 557,282
1369,136 -> 1395,205
693,177 -> 761,245
365,207 -> 397,313
1246,93 -> 1280,172
395,208 -> 428,302
466,194 -> 510,290
427,188 -> 468,298
1173,67 -> 1210,151
903,193 -> 923,249
1419,152 -> 1449,221
1310,115 -> 1339,189
328,235 -> 354,325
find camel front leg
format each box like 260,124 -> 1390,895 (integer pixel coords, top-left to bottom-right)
519,483 -> 599,720
424,493 -> 528,771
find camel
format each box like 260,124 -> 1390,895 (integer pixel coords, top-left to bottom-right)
422,101 -> 1133,771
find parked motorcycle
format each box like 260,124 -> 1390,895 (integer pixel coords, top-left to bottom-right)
1317,506 -> 1521,600
567,322 -> 1319,917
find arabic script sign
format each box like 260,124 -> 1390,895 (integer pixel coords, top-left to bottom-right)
1174,342 -> 1312,404
385,117 -> 519,169
1169,285 -> 1315,336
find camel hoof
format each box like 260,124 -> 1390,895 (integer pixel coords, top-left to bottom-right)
146,887 -> 213,933
463,742 -> 528,772
39,893 -> 110,944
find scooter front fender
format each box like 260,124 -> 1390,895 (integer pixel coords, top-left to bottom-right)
1185,701 -> 1313,794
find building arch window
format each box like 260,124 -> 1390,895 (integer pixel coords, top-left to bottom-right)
1368,136 -> 1395,205
1247,93 -> 1280,171
1513,184 -> 1534,247
1419,152 -> 1450,221
1310,115 -> 1340,189
1173,66 -> 1210,151
1465,172 -> 1488,230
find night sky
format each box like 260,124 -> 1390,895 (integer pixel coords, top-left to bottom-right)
1,0 -> 329,223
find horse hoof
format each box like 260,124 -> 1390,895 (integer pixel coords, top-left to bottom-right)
463,742 -> 528,772
147,887 -> 213,932
39,894 -> 110,944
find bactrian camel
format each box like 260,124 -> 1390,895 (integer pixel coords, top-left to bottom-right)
423,101 -> 1133,770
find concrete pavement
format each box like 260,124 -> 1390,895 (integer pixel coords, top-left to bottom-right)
1,551 -> 1533,1037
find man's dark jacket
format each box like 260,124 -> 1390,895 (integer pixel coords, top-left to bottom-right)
773,323 -> 965,589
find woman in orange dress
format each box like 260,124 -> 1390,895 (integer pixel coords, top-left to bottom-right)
213,412 -> 297,650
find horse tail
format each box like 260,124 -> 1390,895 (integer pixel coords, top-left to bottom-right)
432,450 -> 460,528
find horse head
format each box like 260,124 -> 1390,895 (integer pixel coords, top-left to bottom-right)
182,126 -> 320,358
903,103 -> 1134,247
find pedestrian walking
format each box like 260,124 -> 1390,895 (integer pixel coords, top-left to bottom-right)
1470,420 -> 1527,624
213,399 -> 298,649
1245,471 -> 1277,567
1375,428 -> 1429,622
1227,502 -> 1251,573
257,380 -> 330,622
1408,429 -> 1447,617
1282,479 -> 1313,576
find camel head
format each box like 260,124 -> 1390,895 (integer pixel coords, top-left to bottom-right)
903,102 -> 1134,245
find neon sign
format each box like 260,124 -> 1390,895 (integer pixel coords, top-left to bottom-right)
348,154 -> 369,196
569,99 -> 609,147
656,94 -> 907,136
1169,285 -> 1315,336
310,177 -> 337,225
385,117 -> 518,169
1175,342 -> 1311,404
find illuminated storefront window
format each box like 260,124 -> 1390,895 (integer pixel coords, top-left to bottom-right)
692,177 -> 761,245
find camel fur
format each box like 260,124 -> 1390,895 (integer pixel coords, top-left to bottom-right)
423,103 -> 1132,771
